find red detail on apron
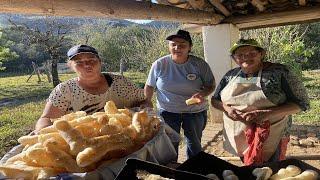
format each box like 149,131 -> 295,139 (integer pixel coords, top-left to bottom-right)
279,137 -> 290,160
243,121 -> 270,166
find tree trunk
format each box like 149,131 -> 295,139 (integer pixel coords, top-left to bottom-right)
51,59 -> 60,87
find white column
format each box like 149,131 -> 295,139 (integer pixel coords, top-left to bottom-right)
202,24 -> 239,123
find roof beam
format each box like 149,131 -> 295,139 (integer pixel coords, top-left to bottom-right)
0,0 -> 224,25
223,6 -> 320,30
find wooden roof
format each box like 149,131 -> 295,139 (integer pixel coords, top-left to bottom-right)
0,0 -> 319,30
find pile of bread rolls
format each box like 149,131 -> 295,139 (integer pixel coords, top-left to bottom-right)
0,101 -> 161,180
253,165 -> 319,180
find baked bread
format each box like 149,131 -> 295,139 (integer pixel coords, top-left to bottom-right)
185,97 -> 201,105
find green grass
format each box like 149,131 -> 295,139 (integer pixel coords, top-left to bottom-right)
293,71 -> 320,125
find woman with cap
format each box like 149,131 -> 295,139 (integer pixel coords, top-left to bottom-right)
144,29 -> 215,160
35,44 -> 145,132
211,38 -> 309,165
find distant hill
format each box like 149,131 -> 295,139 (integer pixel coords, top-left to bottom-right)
143,20 -> 180,28
0,13 -> 135,28
0,13 -> 179,29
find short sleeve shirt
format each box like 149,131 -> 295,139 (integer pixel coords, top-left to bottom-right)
146,55 -> 215,113
48,73 -> 145,114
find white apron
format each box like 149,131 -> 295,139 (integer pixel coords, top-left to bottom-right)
221,69 -> 288,161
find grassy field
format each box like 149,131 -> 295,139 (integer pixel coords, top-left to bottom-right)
0,71 -> 318,157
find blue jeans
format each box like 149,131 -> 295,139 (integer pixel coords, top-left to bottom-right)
159,110 -> 207,160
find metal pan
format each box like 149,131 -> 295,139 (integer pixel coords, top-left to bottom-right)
115,158 -> 213,180
177,151 -> 320,180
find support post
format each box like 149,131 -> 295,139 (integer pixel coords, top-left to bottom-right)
202,24 -> 240,123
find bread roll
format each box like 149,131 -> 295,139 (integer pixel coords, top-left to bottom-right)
293,169 -> 318,180
286,165 -> 301,177
270,165 -> 302,180
185,97 -> 201,105
104,101 -> 119,114
76,133 -> 133,167
54,120 -> 87,156
224,174 -> 239,180
223,170 -> 234,177
18,135 -> 39,146
252,167 -> 273,180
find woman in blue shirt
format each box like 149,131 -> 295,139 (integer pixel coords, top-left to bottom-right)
144,30 -> 215,161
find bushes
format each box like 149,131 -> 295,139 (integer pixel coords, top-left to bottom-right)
241,25 -> 314,77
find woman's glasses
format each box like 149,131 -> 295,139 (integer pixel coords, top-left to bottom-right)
233,51 -> 260,60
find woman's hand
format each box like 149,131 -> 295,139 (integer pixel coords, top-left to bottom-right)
139,99 -> 153,109
191,93 -> 205,104
242,109 -> 272,123
223,104 -> 246,122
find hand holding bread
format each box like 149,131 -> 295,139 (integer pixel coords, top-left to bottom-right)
185,97 -> 201,105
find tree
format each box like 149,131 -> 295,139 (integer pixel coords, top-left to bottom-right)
241,25 -> 313,77
300,22 -> 320,70
0,46 -> 18,71
2,17 -> 73,86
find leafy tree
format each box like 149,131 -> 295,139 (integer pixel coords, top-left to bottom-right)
300,22 -> 320,70
241,25 -> 313,77
1,17 -> 73,86
0,46 -> 18,71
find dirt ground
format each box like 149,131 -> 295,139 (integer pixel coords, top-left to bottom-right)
204,123 -> 320,169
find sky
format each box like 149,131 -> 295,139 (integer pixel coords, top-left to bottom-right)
127,0 -> 157,24
127,19 -> 153,24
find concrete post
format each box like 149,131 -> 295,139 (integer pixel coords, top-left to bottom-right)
202,24 -> 240,123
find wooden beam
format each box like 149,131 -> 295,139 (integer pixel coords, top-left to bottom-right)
298,0 -> 307,6
0,0 -> 224,25
223,6 -> 320,30
183,23 -> 203,33
207,0 -> 231,17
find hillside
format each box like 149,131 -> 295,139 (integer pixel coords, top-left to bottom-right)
0,13 -> 179,29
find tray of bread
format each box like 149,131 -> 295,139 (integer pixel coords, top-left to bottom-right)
0,101 -> 170,180
177,152 -> 319,180
115,158 -> 213,180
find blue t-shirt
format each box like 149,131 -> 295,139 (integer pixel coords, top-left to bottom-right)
146,55 -> 215,113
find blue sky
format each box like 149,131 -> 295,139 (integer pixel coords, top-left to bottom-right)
127,0 -> 157,24
127,19 -> 153,24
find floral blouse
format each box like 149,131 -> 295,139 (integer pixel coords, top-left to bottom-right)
48,73 -> 145,114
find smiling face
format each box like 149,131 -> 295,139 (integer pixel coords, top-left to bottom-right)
168,37 -> 192,63
69,53 -> 102,79
232,46 -> 265,74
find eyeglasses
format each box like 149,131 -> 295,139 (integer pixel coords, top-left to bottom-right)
233,51 -> 260,60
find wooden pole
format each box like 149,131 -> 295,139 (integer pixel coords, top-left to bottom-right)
0,0 -> 223,25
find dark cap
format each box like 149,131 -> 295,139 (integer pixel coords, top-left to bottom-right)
67,45 -> 99,60
166,29 -> 192,45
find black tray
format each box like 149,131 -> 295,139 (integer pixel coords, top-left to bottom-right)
115,158 -> 212,180
177,151 -> 254,179
177,151 -> 320,180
